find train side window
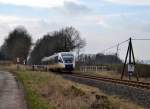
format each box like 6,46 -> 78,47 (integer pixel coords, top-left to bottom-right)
55,56 -> 58,63
58,58 -> 63,63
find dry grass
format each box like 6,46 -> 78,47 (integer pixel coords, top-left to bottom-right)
109,95 -> 144,109
21,70 -> 144,109
16,70 -> 113,109
36,72 -> 112,109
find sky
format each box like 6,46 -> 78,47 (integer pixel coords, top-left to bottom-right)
0,0 -> 150,60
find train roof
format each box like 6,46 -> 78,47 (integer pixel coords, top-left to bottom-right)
41,52 -> 74,62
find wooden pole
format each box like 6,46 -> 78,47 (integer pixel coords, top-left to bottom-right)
130,40 -> 139,81
121,37 -> 139,81
121,41 -> 130,80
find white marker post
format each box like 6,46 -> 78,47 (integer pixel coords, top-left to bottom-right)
128,63 -> 135,80
16,57 -> 20,70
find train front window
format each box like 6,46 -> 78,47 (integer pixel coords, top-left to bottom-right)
62,54 -> 74,63
63,57 -> 73,63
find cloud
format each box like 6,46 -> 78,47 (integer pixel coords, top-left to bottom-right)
51,1 -> 92,17
62,1 -> 91,15
0,15 -> 44,45
0,0 -> 78,8
106,0 -> 150,5
0,15 -> 69,46
0,15 -> 21,22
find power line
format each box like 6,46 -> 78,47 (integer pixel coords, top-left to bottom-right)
101,39 -> 129,53
132,38 -> 150,40
100,37 -> 150,54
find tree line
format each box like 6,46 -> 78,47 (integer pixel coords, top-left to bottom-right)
78,53 -> 122,66
29,27 -> 85,64
0,26 -> 85,64
0,25 -> 121,65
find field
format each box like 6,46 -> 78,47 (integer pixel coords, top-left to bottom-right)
77,64 -> 150,82
110,64 -> 150,78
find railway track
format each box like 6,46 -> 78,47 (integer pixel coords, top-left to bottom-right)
71,73 -> 150,90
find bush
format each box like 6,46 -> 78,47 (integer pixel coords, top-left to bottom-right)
111,64 -> 150,78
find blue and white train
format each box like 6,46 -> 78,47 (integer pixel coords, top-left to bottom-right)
41,52 -> 75,72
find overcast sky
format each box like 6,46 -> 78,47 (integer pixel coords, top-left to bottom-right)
0,0 -> 150,60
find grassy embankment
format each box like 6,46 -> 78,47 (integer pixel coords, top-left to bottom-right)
16,70 -> 54,109
16,69 -> 113,109
15,69 -> 144,109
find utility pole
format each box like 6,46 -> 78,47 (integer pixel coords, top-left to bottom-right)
65,36 -> 67,51
77,45 -> 80,61
121,37 -> 139,81
116,44 -> 119,57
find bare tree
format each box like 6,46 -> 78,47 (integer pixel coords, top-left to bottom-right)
29,26 -> 86,64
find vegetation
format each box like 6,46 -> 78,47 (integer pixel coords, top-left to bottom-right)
0,51 -> 7,60
16,70 -> 54,109
0,26 -> 32,64
0,26 -> 85,65
28,27 -> 85,64
135,64 -> 150,77
78,53 -> 122,66
16,70 -> 113,109
108,63 -> 150,78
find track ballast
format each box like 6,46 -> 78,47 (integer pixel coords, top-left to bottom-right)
70,73 -> 150,90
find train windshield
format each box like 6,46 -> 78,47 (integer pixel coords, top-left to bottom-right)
62,54 -> 74,63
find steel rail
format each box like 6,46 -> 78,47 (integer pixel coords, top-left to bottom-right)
71,73 -> 150,90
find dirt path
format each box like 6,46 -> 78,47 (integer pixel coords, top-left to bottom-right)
0,71 -> 27,109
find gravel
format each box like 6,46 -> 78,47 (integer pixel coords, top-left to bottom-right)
63,74 -> 150,108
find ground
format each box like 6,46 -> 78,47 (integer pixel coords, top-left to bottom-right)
0,71 -> 27,109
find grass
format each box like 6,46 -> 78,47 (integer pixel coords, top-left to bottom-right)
76,64 -> 150,82
16,70 -> 54,109
77,63 -> 150,78
15,69 -> 114,109
109,95 -> 144,109
110,64 -> 150,78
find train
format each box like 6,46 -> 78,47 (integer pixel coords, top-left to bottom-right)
41,52 -> 75,72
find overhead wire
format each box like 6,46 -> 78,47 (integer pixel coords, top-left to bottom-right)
100,37 -> 150,54
132,38 -> 150,40
101,39 -> 129,53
